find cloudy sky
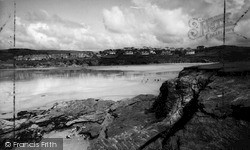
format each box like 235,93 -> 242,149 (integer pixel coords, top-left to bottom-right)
0,0 -> 250,51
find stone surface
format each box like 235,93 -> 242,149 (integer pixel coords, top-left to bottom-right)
0,98 -> 114,148
88,95 -> 160,150
155,66 -> 250,150
88,65 -> 250,150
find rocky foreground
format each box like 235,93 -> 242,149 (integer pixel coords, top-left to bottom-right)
1,63 -> 250,150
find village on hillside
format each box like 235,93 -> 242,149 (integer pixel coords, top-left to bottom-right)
5,45 -> 250,68
13,46 -> 201,61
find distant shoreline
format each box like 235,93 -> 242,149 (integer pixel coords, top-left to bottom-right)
0,62 -> 214,70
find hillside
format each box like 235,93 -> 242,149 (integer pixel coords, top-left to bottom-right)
0,45 -> 249,68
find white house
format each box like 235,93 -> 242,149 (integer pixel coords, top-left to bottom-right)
186,50 -> 195,55
124,50 -> 134,55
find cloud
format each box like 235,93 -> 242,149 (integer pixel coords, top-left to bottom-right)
1,3 -> 193,50
103,0 -> 191,48
1,0 -> 249,50
27,23 -> 58,49
0,10 -> 106,50
103,6 -> 129,33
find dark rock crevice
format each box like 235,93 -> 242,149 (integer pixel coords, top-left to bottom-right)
158,68 -> 250,150
138,72 -> 215,150
197,104 -> 229,120
231,105 -> 250,122
139,94 -> 200,150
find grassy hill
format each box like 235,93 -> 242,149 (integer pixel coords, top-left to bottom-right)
196,45 -> 250,62
0,48 -> 85,61
0,46 -> 249,68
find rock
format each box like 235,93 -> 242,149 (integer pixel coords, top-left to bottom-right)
106,95 -> 157,138
43,123 -> 55,132
29,124 -> 39,129
0,119 -> 13,134
166,112 -> 250,150
0,118 -> 30,135
153,66 -> 250,150
88,95 -> 159,150
79,123 -> 102,139
17,110 -> 45,119
66,112 -> 106,126
0,98 -> 115,146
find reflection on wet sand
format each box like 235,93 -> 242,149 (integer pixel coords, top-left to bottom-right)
0,63 -> 206,114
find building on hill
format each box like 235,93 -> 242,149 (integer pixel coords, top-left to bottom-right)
22,55 -> 31,61
186,50 -> 196,55
140,50 -> 150,55
16,55 -> 24,61
29,54 -> 48,60
108,50 -> 116,55
150,50 -> 156,54
16,54 -> 49,61
102,49 -> 116,55
124,50 -> 134,55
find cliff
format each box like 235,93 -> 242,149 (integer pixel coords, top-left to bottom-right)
1,62 -> 250,150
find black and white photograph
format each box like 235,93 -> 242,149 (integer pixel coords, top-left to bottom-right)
0,0 -> 250,149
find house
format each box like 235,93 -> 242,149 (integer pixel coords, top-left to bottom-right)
140,50 -> 150,55
124,50 -> 134,55
150,50 -> 156,54
108,50 -> 116,55
84,51 -> 94,58
79,53 -> 90,58
22,55 -> 31,61
30,54 -> 48,61
186,50 -> 196,55
103,50 -> 116,55
16,55 -> 23,61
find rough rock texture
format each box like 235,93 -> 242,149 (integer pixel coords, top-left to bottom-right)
89,95 -> 162,150
0,98 -> 114,148
148,66 -> 250,150
165,70 -> 250,150
88,64 -> 250,150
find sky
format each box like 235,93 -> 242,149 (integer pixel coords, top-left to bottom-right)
0,0 -> 250,51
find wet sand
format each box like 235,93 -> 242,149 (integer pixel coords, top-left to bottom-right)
0,63 -> 211,115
